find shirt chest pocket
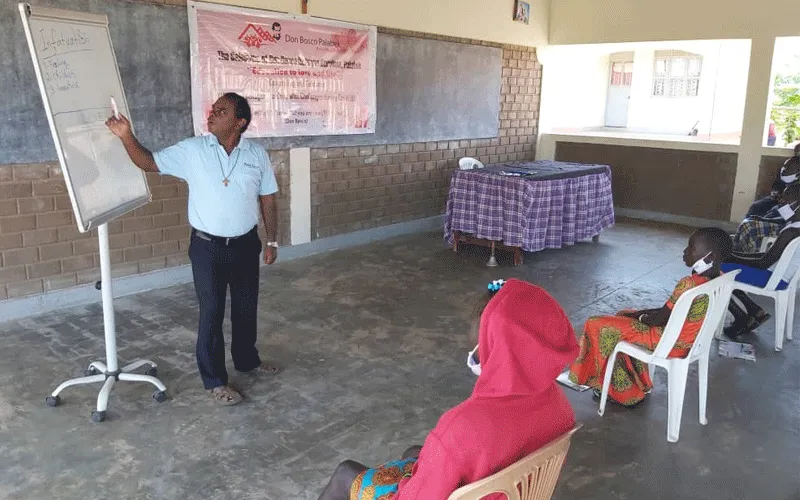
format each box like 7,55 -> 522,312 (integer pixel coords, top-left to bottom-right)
238,160 -> 262,191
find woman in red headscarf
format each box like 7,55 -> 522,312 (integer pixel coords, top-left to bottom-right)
316,279 -> 579,500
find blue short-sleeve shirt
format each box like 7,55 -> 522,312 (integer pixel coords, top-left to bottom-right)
153,135 -> 278,238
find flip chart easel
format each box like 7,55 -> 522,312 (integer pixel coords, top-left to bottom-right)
19,3 -> 167,422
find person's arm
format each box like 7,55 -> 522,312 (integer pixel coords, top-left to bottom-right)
260,194 -> 278,265
259,150 -> 279,265
638,277 -> 701,327
728,230 -> 797,269
394,434 -> 461,500
105,114 -> 158,172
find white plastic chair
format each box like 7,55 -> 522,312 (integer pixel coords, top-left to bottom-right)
598,271 -> 740,443
731,236 -> 800,351
458,157 -> 484,170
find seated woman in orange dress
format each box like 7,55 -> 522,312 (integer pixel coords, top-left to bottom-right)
568,227 -> 732,407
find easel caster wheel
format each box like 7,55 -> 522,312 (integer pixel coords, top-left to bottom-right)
145,366 -> 157,377
84,366 -> 100,377
152,391 -> 167,403
91,411 -> 106,423
46,395 -> 60,407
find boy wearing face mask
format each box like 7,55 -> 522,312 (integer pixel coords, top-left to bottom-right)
317,279 -> 578,500
568,227 -> 732,407
722,194 -> 800,337
746,145 -> 800,218
732,172 -> 800,253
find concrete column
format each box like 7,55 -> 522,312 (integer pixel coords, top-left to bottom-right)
289,147 -> 311,245
729,36 -> 776,222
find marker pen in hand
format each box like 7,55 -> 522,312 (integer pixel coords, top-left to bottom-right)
111,96 -> 119,119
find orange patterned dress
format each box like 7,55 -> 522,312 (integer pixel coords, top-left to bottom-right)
568,274 -> 710,406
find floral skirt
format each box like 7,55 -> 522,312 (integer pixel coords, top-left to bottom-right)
350,458 -> 417,500
568,313 -> 661,406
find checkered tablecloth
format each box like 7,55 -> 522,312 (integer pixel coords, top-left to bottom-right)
444,161 -> 615,252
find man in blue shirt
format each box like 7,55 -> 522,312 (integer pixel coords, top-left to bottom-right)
106,93 -> 279,405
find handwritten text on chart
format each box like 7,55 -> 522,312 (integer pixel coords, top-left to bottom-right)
41,58 -> 79,94
38,27 -> 91,58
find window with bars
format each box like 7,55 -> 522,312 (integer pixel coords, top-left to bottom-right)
652,55 -> 702,97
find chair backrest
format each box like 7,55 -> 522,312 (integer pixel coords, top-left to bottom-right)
651,271 -> 740,360
765,236 -> 800,290
459,157 -> 485,170
446,426 -> 581,500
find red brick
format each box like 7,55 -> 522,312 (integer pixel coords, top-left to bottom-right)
0,215 -> 36,235
326,148 -> 344,158
153,240 -> 180,257
124,245 -> 153,261
17,197 -> 53,215
39,242 -> 73,261
43,273 -> 77,292
23,229 -> 58,247
0,199 -> 16,217
0,182 -> 33,199
62,254 -> 95,272
133,201 -> 163,217
57,225 -> 91,242
12,164 -> 49,180
110,233 -> 135,249
135,229 -> 164,245
32,179 -> 66,196
0,265 -> 27,283
2,247 -> 39,266
151,185 -> 180,199
37,211 -> 72,228
162,198 -> 185,213
122,216 -> 154,232
7,279 -> 43,298
153,213 -> 182,227
27,260 -> 62,279
164,226 -> 188,241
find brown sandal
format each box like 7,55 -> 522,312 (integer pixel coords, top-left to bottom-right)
209,385 -> 243,406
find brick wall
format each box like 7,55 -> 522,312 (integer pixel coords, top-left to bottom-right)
0,154 -> 290,300
310,36 -> 541,239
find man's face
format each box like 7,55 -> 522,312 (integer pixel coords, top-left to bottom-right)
207,97 -> 243,137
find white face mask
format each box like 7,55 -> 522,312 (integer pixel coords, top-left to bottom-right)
466,345 -> 481,376
779,202 -> 797,221
692,252 -> 713,275
781,166 -> 798,184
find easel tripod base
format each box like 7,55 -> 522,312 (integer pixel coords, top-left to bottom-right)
46,359 -> 167,422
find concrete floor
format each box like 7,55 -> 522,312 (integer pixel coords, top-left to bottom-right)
1,221 -> 799,500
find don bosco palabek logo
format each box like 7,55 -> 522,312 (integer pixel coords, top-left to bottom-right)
238,21 -> 282,48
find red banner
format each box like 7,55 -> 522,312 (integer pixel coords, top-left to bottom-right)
188,1 -> 377,138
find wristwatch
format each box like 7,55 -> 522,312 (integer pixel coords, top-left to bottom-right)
266,241 -> 279,248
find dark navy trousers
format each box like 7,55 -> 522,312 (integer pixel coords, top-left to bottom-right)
188,227 -> 262,389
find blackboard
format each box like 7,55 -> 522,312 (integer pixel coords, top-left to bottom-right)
2,0 -> 192,164
2,1 -> 502,164
258,33 -> 503,150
